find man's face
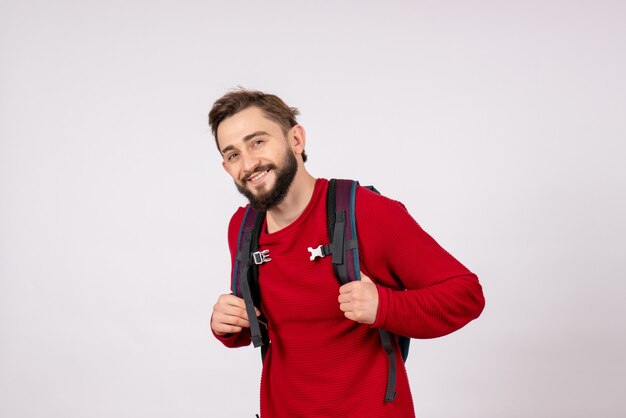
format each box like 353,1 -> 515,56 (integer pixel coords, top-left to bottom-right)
217,106 -> 298,211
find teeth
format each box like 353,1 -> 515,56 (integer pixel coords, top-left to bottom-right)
249,170 -> 269,182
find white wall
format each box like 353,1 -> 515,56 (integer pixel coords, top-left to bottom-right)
1,1 -> 624,416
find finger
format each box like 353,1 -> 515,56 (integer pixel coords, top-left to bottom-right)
339,282 -> 357,294
338,293 -> 353,304
212,316 -> 245,332
213,309 -> 251,325
219,294 -> 247,309
223,325 -> 244,334
216,295 -> 261,318
211,312 -> 248,335
235,304 -> 260,317
360,273 -> 374,284
228,296 -> 260,317
215,302 -> 248,320
343,311 -> 356,322
212,322 -> 244,335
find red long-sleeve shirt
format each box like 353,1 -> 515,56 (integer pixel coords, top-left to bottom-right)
215,178 -> 485,417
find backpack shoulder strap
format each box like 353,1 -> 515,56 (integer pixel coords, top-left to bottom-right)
231,205 -> 257,297
231,206 -> 268,350
327,178 -> 406,402
327,179 -> 360,284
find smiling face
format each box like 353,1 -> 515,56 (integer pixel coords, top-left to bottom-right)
217,106 -> 303,211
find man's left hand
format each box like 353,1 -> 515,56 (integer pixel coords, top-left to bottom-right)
338,272 -> 379,325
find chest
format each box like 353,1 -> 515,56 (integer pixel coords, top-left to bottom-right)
257,212 -> 343,327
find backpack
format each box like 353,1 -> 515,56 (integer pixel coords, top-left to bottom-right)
231,178 -> 410,402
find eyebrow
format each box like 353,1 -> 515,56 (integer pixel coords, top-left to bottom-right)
220,131 -> 269,154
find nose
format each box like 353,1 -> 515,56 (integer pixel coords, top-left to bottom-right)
241,151 -> 261,173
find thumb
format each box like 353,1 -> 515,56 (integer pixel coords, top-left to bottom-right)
360,272 -> 374,283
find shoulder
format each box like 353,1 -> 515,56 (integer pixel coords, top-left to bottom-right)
355,184 -> 410,218
228,204 -> 248,229
227,205 -> 249,248
354,184 -> 426,242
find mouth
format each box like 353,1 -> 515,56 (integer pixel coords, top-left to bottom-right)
244,168 -> 271,185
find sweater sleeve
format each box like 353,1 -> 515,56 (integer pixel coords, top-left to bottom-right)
212,206 -> 253,348
356,187 -> 485,339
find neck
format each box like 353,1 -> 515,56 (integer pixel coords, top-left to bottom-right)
266,167 -> 316,233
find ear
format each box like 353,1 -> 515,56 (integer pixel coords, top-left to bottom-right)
289,124 -> 307,156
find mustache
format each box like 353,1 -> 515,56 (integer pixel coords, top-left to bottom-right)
242,164 -> 276,182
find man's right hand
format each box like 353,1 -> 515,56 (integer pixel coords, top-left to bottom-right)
211,294 -> 260,336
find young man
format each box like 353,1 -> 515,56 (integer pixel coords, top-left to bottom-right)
209,89 -> 485,417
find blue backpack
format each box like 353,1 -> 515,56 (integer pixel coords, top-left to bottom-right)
231,179 -> 410,402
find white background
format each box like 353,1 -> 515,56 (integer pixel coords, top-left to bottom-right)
1,1 -> 625,417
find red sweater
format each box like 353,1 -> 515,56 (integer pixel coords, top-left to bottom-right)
215,179 -> 485,417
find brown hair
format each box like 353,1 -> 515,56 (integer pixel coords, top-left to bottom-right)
208,88 -> 307,162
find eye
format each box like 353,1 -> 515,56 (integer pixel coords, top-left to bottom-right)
252,139 -> 263,147
226,152 -> 239,161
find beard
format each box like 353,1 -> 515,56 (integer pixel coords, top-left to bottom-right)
235,148 -> 298,212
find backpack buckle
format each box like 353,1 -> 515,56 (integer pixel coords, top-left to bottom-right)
308,244 -> 331,261
252,249 -> 271,265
